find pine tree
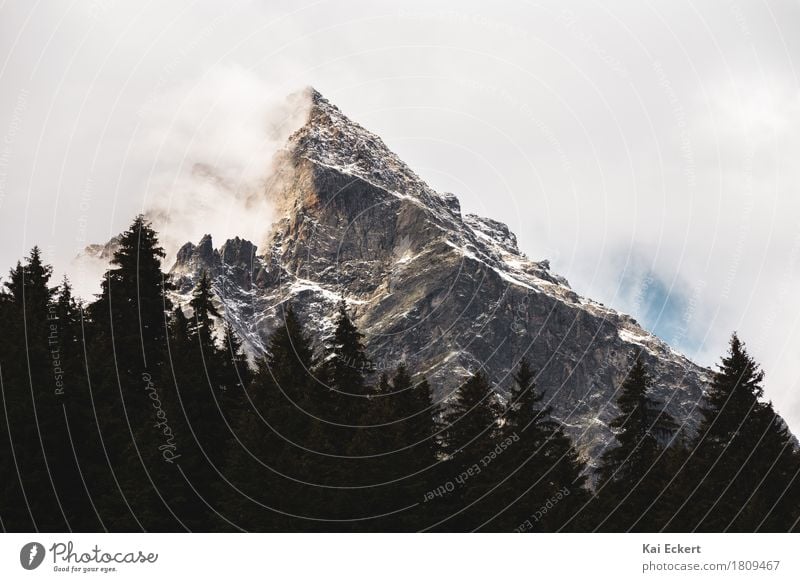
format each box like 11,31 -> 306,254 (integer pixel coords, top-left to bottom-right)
86,216 -> 182,531
434,371 -> 500,531
489,359 -> 591,532
388,369 -> 441,531
390,368 -> 440,487
172,274 -> 246,530
168,307 -> 191,352
222,305 -> 315,531
91,215 -> 173,370
341,369 -> 397,530
674,334 -> 800,531
183,271 -> 224,455
54,277 -> 81,366
0,248 -> 66,531
215,322 -> 251,446
298,300 -> 375,529
594,353 -> 677,532
219,322 -> 251,395
188,271 -> 220,348
345,363 -> 440,531
49,277 -> 103,530
325,299 -> 371,398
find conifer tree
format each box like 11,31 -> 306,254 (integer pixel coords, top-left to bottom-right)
188,270 -> 220,348
168,307 -> 191,352
390,367 -> 440,482
301,300 -> 375,528
173,275 -> 239,530
91,215 -> 173,369
0,248 -> 66,531
219,322 -> 251,395
325,299 -> 371,398
214,322 -> 251,446
386,368 -> 440,531
49,277 -> 102,530
341,368 -> 397,530
594,354 -> 677,532
435,371 -> 500,531
86,216 -> 182,531
223,304 -> 315,530
675,334 -> 800,531
54,277 -> 81,366
0,285 -> 20,526
490,359 -> 590,532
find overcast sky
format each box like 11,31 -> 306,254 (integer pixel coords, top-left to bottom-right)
2,0 -> 800,429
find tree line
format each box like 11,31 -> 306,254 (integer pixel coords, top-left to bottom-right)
1,216 -> 798,532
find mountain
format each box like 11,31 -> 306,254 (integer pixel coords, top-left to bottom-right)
166,87 -> 710,466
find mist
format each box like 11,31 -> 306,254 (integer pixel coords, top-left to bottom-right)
66,66 -> 311,298
140,66 -> 310,262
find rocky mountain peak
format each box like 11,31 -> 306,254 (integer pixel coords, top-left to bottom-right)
196,234 -> 215,261
152,90 -> 714,465
172,234 -> 217,275
219,236 -> 257,268
285,87 -> 436,204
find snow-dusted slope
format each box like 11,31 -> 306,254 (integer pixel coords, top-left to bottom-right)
165,88 -> 711,466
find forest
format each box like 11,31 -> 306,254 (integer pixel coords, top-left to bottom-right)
1,216 -> 798,532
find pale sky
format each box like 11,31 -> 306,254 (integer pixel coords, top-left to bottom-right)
1,0 -> 800,430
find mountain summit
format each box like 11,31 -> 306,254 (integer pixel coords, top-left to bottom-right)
170,88 -> 709,464
287,88 -> 434,201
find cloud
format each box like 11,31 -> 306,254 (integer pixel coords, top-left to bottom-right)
138,65 -> 310,262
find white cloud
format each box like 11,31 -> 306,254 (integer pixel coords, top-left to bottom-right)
138,64 -> 310,261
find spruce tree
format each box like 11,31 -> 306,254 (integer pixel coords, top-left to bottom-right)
223,305 -> 315,531
594,353 -> 677,532
86,216 -> 182,531
435,371 -> 500,531
325,299 -> 371,398
173,274 -> 242,530
302,300 -> 374,529
219,322 -> 251,395
215,322 -> 251,449
0,248 -> 66,531
675,334 -> 800,531
389,369 -> 440,531
489,359 -> 590,532
347,364 -> 439,530
91,215 -> 173,369
50,277 -> 102,530
188,270 -> 220,348
184,270 -> 224,457
343,369 -> 397,530
168,307 -> 191,352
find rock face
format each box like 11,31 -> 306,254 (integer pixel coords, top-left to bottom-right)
169,88 -> 710,466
